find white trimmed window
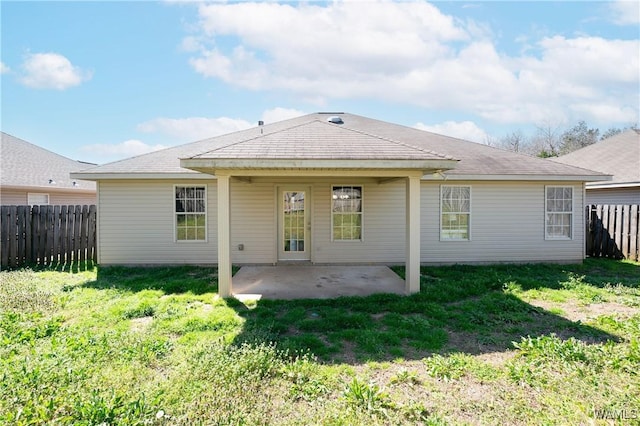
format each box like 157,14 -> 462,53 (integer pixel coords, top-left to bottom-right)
27,193 -> 49,206
175,185 -> 207,241
545,186 -> 573,239
440,185 -> 470,240
332,185 -> 362,241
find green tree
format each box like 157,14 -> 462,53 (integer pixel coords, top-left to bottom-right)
559,121 -> 599,154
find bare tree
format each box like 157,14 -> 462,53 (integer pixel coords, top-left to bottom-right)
498,130 -> 527,153
601,123 -> 639,140
601,127 -> 624,140
493,120 -> 635,157
531,120 -> 563,157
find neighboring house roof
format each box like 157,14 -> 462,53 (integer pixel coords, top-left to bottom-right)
1,132 -> 96,192
553,129 -> 639,189
73,112 -> 608,182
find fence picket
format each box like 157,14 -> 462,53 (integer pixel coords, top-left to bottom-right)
0,204 -> 97,268
632,205 -> 639,262
88,205 -> 96,262
8,207 -> 17,268
80,205 -> 88,263
0,207 -> 7,268
622,205 -> 630,260
60,205 -> 68,264
17,206 -> 27,265
74,206 -> 81,262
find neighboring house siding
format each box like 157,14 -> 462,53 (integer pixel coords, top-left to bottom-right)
0,188 -> 96,205
0,189 -> 27,205
49,192 -> 96,205
97,180 -> 218,265
585,188 -> 640,205
421,181 -> 585,264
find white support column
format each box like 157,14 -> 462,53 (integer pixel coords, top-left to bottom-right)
405,175 -> 421,294
217,173 -> 232,297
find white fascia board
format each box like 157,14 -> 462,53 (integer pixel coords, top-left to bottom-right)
586,181 -> 640,189
70,172 -> 213,180
0,184 -> 96,193
421,173 -> 612,182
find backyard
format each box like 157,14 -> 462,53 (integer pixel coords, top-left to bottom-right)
1,259 -> 638,425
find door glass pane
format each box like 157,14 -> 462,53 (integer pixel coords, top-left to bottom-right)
284,191 -> 305,252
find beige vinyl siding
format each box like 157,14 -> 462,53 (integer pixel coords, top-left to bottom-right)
96,177 -> 587,266
0,189 -> 26,205
97,179 -> 217,265
421,180 -> 585,264
0,188 -> 95,205
312,178 -> 405,263
48,192 -> 96,205
230,180 -> 277,263
225,177 -> 406,264
585,188 -> 640,205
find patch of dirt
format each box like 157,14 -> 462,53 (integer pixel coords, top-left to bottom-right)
130,316 -> 153,332
336,340 -> 358,365
443,330 -> 514,357
475,350 -> 516,367
528,299 -> 640,323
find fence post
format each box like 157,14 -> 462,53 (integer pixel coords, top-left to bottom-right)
88,205 -> 97,263
1,206 -> 9,268
631,205 -> 639,262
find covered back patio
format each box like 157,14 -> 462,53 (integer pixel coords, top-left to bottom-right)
231,264 -> 406,300
180,118 -> 458,298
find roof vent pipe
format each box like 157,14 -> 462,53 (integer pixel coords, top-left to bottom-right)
258,120 -> 264,126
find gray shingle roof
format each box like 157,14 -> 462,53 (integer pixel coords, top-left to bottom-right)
192,119 -> 450,160
1,132 -> 96,191
553,129 -> 639,187
73,112 -> 607,180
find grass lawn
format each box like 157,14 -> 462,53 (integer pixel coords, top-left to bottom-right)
1,259 -> 639,425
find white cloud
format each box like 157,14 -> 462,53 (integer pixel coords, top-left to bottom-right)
414,120 -> 488,143
137,108 -> 306,141
609,0 -> 640,25
0,62 -> 10,74
260,107 -> 306,123
569,102 -> 638,124
183,1 -> 639,126
137,116 -> 253,141
19,52 -> 92,90
81,139 -> 168,162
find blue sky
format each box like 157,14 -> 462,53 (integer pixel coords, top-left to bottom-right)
1,1 -> 638,164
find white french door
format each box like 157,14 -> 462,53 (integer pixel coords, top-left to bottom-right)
278,188 -> 311,261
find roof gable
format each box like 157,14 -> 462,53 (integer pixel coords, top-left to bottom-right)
190,119 -> 450,161
554,129 -> 639,186
1,132 -> 96,191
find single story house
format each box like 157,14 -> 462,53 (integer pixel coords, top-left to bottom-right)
1,132 -> 96,206
72,112 -> 608,296
553,129 -> 639,205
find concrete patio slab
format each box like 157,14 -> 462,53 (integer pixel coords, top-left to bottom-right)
232,265 -> 406,300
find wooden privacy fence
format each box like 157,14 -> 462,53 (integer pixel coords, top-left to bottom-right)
586,204 -> 639,262
0,205 -> 97,269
